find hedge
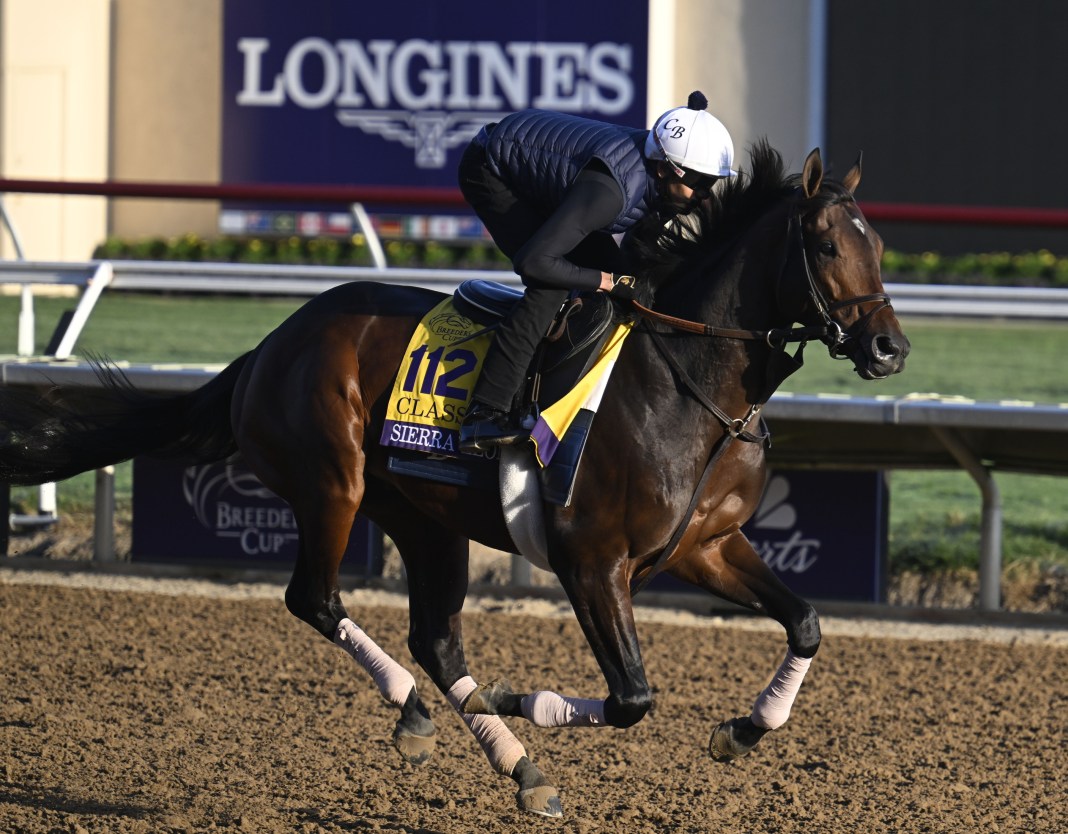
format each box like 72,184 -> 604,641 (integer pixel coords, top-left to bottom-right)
92,234 -> 1068,287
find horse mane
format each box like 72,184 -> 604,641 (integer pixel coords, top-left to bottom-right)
626,139 -> 855,293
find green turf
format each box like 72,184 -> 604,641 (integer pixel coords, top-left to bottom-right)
3,292 -> 1067,571
782,318 -> 1068,403
1,292 -> 304,363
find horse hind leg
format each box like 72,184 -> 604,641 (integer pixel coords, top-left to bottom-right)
232,326 -> 437,764
383,512 -> 562,817
280,492 -> 438,766
668,529 -> 820,763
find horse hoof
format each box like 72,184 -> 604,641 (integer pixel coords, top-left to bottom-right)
709,717 -> 758,763
516,785 -> 563,818
392,726 -> 437,765
462,680 -> 512,715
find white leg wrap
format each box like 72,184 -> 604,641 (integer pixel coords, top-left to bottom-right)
334,618 -> 417,707
751,649 -> 812,730
521,691 -> 607,727
446,676 -> 527,776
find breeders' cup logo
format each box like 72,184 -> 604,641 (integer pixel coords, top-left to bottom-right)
235,37 -> 636,169
749,476 -> 820,574
428,311 -> 476,342
182,462 -> 299,556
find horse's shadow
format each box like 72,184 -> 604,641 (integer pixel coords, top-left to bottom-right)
0,783 -> 154,821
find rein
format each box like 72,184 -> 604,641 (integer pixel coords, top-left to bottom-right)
628,202 -> 892,597
629,214 -> 891,354
629,302 -> 826,349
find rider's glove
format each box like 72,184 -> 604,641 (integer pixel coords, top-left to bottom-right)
608,273 -> 639,301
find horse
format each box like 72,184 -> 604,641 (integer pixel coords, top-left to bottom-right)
0,142 -> 908,818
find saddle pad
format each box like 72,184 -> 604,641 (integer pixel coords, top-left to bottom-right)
529,322 -> 632,467
380,297 -> 492,457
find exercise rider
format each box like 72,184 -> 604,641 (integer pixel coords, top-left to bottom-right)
456,90 -> 737,453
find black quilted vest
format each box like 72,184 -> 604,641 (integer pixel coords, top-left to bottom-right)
483,109 -> 657,234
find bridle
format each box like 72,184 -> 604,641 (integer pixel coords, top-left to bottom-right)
628,195 -> 893,596
789,208 -> 892,362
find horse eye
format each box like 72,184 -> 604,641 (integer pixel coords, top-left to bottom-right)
818,240 -> 836,257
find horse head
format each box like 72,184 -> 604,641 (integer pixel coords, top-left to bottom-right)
624,141 -> 909,393
787,148 -> 910,380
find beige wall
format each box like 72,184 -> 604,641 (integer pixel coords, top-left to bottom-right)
658,0 -> 816,172
0,0 -> 110,260
109,0 -> 221,239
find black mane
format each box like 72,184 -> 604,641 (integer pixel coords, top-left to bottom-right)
626,139 -> 854,291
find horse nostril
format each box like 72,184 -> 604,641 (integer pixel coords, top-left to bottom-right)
871,335 -> 901,362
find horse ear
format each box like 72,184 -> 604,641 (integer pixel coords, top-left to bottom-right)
801,148 -> 823,197
841,151 -> 863,194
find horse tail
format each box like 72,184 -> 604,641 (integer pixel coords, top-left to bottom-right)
0,352 -> 252,486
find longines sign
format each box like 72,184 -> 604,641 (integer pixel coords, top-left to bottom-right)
221,0 -> 649,186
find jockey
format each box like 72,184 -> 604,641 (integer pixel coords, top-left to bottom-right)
457,90 -> 737,453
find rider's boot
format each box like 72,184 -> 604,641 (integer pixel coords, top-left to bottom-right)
458,402 -> 529,453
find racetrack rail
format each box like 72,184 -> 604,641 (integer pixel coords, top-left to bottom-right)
2,557 -> 1065,646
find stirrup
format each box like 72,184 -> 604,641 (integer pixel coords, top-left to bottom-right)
459,406 -> 529,453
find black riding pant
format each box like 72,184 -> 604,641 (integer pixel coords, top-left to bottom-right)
458,140 -> 618,412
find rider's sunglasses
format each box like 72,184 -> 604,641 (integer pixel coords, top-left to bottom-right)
652,127 -> 717,196
678,168 -> 718,197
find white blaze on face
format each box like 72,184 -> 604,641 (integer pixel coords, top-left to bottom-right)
851,217 -> 867,235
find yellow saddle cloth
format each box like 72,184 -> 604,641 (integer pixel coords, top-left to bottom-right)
380,298 -> 491,457
380,296 -> 631,464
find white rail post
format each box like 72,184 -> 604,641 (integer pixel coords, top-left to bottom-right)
94,465 -> 116,562
51,261 -> 114,360
930,426 -> 1002,611
510,553 -> 532,586
37,482 -> 57,516
18,284 -> 35,355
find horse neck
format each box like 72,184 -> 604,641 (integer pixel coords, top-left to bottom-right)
646,204 -> 794,407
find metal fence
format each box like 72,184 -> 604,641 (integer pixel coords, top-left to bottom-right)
5,259 -> 1068,610
4,258 -> 1068,356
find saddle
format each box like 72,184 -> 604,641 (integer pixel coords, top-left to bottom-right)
452,279 -> 617,413
384,279 -> 619,506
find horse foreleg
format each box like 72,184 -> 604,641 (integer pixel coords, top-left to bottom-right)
387,516 -> 562,818
668,529 -> 821,762
464,679 -> 608,727
466,558 -> 650,731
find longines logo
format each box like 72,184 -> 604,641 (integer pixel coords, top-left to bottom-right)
182,462 -> 299,556
235,37 -> 636,169
750,476 -> 821,574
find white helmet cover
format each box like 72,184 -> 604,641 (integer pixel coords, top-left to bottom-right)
645,91 -> 737,178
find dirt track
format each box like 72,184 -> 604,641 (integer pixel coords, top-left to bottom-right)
1,572 -> 1066,834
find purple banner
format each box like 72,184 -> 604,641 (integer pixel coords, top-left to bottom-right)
221,0 -> 650,191
131,457 -> 381,575
649,470 -> 888,602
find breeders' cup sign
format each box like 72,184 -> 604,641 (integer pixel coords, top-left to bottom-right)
747,470 -> 888,601
222,0 -> 649,187
131,457 -> 381,574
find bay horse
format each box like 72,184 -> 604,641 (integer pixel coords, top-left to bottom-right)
0,143 -> 908,818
